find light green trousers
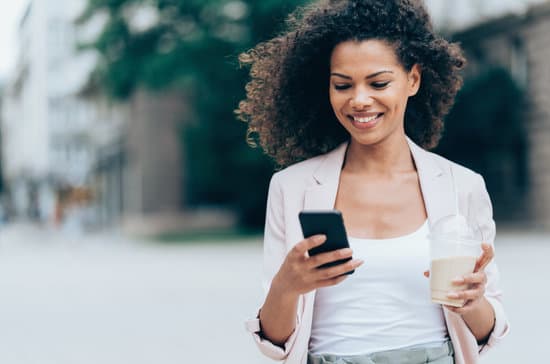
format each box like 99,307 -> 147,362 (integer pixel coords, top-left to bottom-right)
308,340 -> 454,364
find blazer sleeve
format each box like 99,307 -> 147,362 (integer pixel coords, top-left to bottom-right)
472,173 -> 510,354
244,172 -> 301,360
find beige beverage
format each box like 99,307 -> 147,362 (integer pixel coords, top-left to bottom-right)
430,255 -> 477,307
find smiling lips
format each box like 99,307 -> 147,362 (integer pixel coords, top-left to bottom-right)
348,112 -> 384,129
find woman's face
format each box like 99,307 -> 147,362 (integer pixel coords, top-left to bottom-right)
329,39 -> 421,147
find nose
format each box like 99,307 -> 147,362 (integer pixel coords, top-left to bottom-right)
350,87 -> 374,109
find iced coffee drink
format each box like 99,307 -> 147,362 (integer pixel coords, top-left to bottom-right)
428,215 -> 482,308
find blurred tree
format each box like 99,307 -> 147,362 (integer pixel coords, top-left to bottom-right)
0,85 -> 4,195
436,67 -> 528,220
0,156 -> 4,194
0,131 -> 4,194
78,0 -> 310,228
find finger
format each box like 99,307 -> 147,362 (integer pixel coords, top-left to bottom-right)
452,272 -> 487,286
443,305 -> 461,314
316,274 -> 349,288
316,259 -> 364,280
423,270 -> 430,278
480,243 -> 493,262
307,248 -> 353,269
444,297 -> 477,313
443,304 -> 467,315
474,243 -> 494,272
293,235 -> 326,256
460,299 -> 476,309
447,288 -> 483,301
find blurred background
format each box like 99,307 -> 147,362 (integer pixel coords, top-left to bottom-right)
0,0 -> 548,363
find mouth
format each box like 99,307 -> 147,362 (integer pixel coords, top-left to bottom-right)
347,113 -> 384,129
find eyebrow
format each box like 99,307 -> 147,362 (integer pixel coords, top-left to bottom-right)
330,70 -> 394,80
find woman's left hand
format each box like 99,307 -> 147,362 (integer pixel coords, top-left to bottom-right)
423,243 -> 494,315
443,243 -> 494,315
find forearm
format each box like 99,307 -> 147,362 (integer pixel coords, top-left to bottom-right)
258,278 -> 300,347
461,296 -> 496,343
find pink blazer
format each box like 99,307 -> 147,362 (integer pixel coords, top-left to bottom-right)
246,138 -> 509,364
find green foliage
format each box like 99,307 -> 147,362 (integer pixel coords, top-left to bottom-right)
0,131 -> 4,194
0,157 -> 4,194
79,0 -> 311,227
436,67 -> 528,218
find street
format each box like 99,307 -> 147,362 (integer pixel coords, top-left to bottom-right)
0,223 -> 547,363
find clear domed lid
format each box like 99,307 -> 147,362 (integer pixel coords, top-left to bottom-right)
430,214 -> 483,242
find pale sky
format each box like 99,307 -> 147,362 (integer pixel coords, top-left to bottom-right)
0,0 -> 547,82
0,1 -> 29,82
424,0 -> 548,30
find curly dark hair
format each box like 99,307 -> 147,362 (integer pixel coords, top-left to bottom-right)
236,0 -> 466,168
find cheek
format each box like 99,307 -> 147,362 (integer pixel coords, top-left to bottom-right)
384,88 -> 409,112
328,89 -> 336,108
329,90 -> 346,113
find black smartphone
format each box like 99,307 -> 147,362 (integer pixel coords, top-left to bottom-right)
298,210 -> 354,274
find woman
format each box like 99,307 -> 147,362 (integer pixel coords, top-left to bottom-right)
236,1 -> 509,363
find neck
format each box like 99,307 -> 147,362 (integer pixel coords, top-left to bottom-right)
343,134 -> 415,175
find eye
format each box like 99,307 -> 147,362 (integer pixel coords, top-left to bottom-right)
372,81 -> 390,89
334,84 -> 351,90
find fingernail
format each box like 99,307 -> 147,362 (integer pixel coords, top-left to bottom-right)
447,292 -> 459,299
356,259 -> 364,267
452,277 -> 464,284
314,235 -> 326,243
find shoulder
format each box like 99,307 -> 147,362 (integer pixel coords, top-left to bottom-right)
417,148 -> 490,203
424,149 -> 485,187
408,137 -> 485,191
270,152 -> 328,187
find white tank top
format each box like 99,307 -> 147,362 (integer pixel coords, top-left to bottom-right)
309,221 -> 448,356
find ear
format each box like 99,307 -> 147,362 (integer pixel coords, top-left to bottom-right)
407,64 -> 421,97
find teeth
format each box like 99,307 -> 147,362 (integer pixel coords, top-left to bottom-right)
353,114 -> 379,123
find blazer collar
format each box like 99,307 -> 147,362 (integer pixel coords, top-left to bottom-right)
305,136 -> 454,226
310,137 -> 442,184
311,142 -> 348,186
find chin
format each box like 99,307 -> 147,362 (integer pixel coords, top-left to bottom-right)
352,129 -> 404,147
349,133 -> 384,146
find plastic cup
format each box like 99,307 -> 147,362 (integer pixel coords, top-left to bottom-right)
428,215 -> 482,307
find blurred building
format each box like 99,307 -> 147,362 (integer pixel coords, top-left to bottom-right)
448,1 -> 550,229
1,0 -> 95,222
425,0 -> 548,31
0,0 -> 236,234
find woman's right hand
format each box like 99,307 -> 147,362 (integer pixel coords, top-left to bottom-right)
272,234 -> 364,297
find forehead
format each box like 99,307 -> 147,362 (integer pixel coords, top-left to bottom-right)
330,39 -> 403,72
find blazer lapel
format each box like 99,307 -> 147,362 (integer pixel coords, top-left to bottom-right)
303,138 -> 456,227
407,138 -> 456,227
304,142 -> 349,211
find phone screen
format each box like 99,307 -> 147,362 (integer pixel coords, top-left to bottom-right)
299,210 -> 354,273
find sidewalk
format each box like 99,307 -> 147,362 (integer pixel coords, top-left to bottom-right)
0,223 -> 547,363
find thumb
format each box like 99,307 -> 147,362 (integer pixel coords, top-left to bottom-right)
294,234 -> 326,256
